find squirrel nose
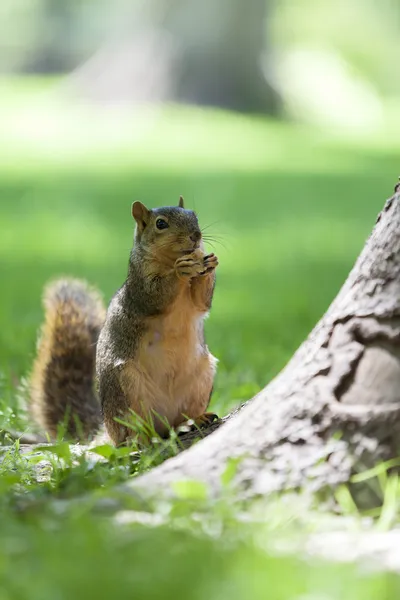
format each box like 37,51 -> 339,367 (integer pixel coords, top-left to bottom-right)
190,231 -> 201,243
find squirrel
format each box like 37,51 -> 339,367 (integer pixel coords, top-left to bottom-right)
30,196 -> 219,445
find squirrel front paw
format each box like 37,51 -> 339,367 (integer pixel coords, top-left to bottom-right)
175,252 -> 219,279
200,253 -> 218,274
175,254 -> 204,279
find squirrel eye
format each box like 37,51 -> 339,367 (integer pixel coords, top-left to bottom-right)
156,218 -> 169,230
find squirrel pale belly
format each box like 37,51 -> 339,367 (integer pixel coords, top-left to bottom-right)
30,197 -> 219,445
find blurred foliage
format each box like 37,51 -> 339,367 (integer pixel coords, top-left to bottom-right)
0,0 -> 110,72
272,0 -> 400,96
1,0 -> 399,102
0,501 -> 396,600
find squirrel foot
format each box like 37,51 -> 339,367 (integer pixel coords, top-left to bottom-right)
194,412 -> 219,427
177,412 -> 219,435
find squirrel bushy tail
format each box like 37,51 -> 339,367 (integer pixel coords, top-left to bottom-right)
30,278 -> 106,440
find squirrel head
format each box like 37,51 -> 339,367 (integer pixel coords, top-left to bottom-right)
131,196 -> 203,258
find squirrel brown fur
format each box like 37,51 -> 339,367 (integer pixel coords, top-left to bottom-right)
30,279 -> 106,440
30,197 -> 219,445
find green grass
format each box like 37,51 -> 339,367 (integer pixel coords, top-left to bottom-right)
1,504 -> 397,600
1,77 -> 400,597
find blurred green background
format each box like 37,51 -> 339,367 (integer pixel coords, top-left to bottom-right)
1,1 -> 400,596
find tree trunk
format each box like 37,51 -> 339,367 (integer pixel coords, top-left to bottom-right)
126,187 -> 400,508
69,0 -> 279,114
168,0 -> 278,113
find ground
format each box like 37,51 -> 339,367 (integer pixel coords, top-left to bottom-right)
0,78 -> 399,598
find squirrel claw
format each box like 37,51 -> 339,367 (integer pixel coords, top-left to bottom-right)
175,252 -> 218,279
201,253 -> 218,274
196,412 -> 219,427
175,254 -> 200,278
178,412 -> 219,434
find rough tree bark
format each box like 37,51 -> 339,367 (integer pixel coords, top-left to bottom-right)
125,187 -> 400,507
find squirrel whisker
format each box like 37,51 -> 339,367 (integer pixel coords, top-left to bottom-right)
201,220 -> 222,232
202,236 -> 228,250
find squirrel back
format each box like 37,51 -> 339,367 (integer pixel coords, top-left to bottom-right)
30,278 -> 106,440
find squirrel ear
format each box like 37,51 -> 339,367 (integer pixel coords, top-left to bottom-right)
132,202 -> 150,231
178,196 -> 185,209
